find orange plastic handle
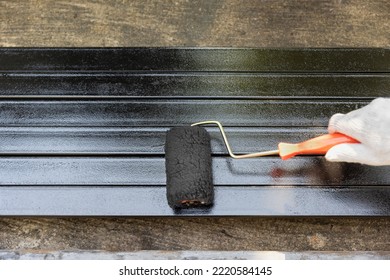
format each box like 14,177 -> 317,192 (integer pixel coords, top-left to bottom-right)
278,133 -> 360,160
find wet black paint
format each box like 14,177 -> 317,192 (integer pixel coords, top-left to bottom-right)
0,48 -> 388,216
165,126 -> 213,208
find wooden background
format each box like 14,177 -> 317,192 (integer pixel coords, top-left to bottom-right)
0,0 -> 389,252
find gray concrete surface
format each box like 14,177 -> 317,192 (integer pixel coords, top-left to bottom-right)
1,250 -> 390,260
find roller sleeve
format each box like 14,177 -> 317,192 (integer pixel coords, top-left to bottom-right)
165,126 -> 214,209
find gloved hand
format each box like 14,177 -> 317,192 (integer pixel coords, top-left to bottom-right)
325,97 -> 390,166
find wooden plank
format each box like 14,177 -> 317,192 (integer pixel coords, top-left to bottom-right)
0,73 -> 388,98
0,157 -> 388,186
0,0 -> 389,49
0,48 -> 388,72
1,216 -> 389,251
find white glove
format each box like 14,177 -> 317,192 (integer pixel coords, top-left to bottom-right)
325,97 -> 390,166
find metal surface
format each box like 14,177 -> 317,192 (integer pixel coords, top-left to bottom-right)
0,99 -> 370,127
192,120 -> 279,158
0,48 -> 388,72
0,157 -> 389,186
0,48 -> 389,216
1,74 -> 389,98
1,186 -> 390,216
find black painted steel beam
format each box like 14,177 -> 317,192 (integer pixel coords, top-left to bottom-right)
0,48 -> 389,216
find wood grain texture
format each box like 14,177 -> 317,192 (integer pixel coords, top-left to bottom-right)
0,0 -> 389,252
0,218 -> 389,251
0,0 -> 389,47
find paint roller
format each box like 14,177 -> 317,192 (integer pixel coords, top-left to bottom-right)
165,121 -> 359,209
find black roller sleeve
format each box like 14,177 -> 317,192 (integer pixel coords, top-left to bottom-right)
165,126 -> 214,209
